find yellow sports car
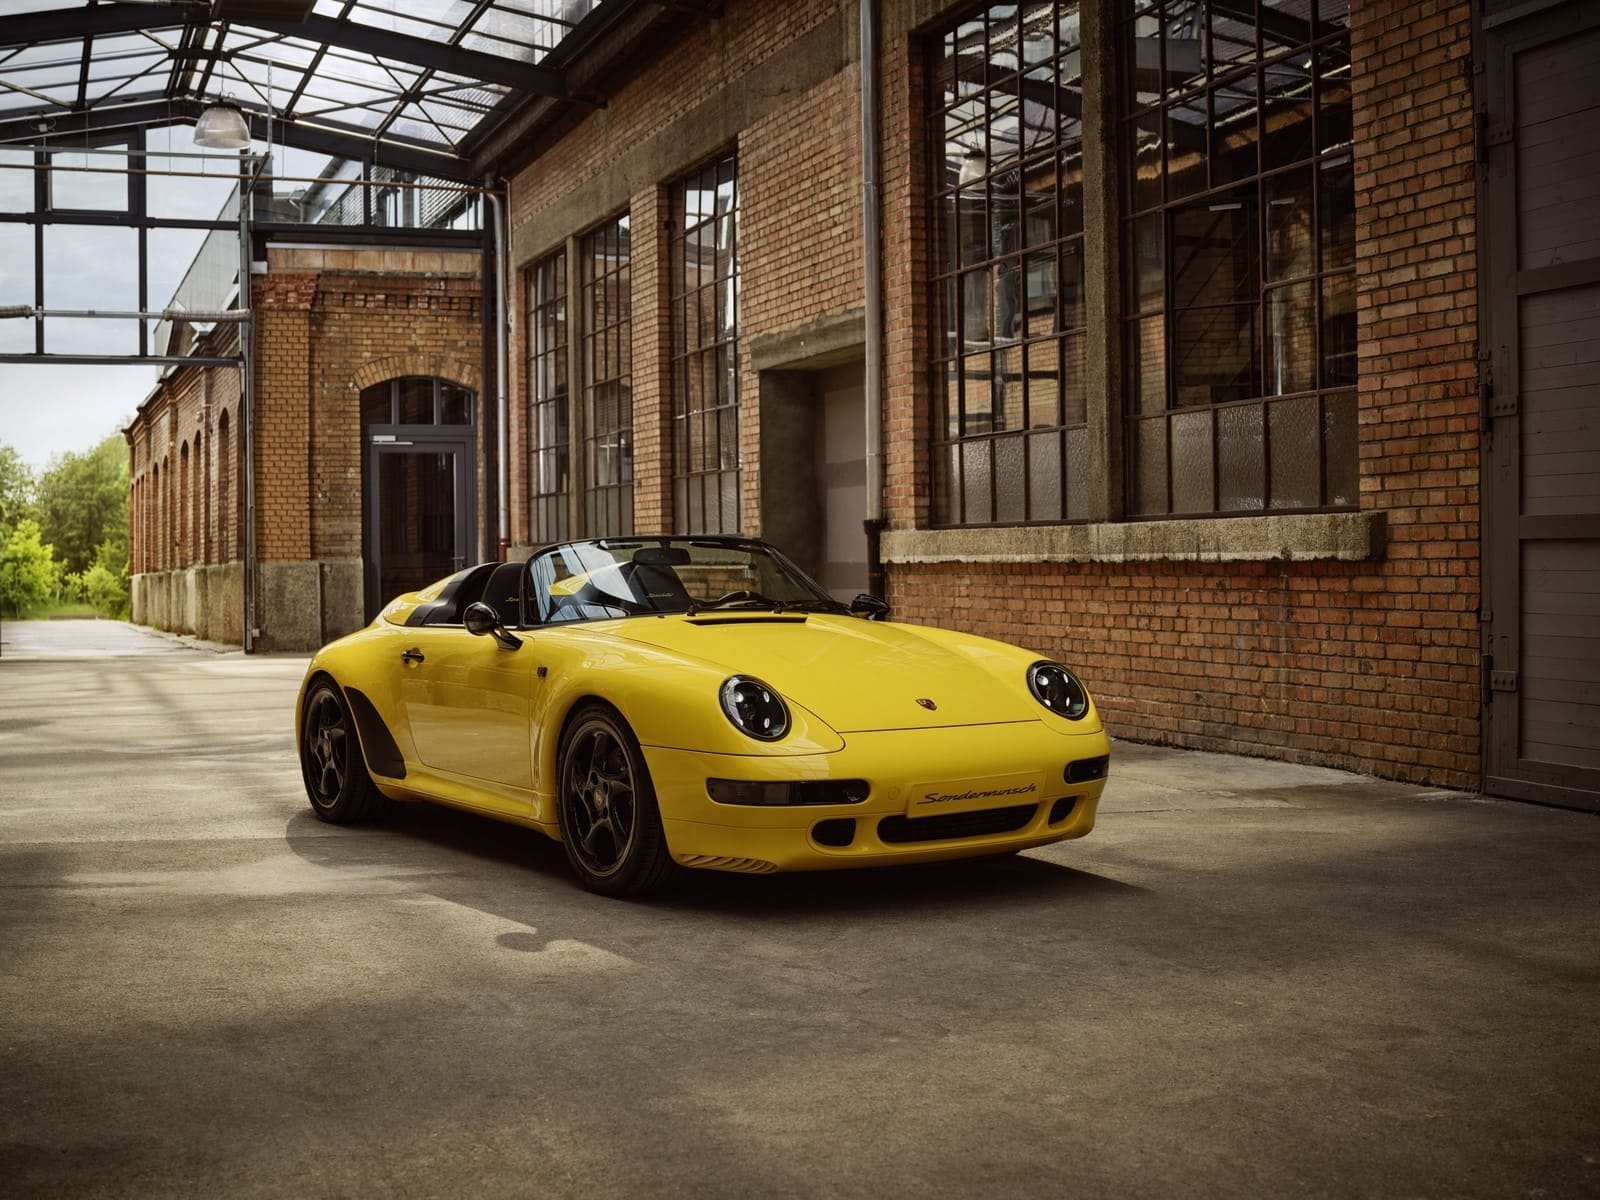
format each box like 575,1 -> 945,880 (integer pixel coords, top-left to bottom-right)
296,536 -> 1110,896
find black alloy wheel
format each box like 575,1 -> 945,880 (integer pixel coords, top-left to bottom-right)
300,680 -> 384,823
556,704 -> 674,897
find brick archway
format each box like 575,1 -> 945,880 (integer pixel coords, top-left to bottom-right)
350,354 -> 481,396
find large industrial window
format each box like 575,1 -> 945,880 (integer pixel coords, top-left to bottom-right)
669,153 -> 740,534
527,250 -> 570,543
580,215 -> 633,537
1122,0 -> 1355,515
932,2 -> 1087,525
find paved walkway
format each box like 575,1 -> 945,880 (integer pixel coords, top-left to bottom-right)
0,617 -> 226,660
1,639 -> 1597,1198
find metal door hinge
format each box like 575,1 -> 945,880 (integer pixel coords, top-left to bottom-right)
1491,670 -> 1517,693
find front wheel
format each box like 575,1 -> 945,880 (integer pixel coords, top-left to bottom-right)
556,704 -> 675,897
300,679 -> 385,823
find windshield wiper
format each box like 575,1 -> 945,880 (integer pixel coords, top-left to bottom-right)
686,590 -> 786,616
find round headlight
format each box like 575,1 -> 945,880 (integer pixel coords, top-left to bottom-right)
1027,661 -> 1089,720
719,675 -> 790,741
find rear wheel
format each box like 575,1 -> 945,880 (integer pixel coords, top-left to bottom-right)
300,680 -> 385,823
556,704 -> 674,897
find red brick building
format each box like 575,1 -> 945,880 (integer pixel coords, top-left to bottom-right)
120,0 -> 1599,808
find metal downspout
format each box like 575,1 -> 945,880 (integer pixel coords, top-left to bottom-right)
860,0 -> 886,598
486,185 -> 510,559
239,170 -> 258,652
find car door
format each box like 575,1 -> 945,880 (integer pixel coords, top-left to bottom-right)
395,625 -> 535,802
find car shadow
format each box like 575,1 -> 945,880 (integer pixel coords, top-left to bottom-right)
284,798 -> 1148,924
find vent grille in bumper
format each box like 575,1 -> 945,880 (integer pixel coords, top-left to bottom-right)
877,804 -> 1037,845
677,854 -> 779,874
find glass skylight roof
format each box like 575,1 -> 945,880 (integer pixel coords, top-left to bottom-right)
0,0 -> 606,177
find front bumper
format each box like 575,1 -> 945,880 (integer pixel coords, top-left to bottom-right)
642,721 -> 1110,874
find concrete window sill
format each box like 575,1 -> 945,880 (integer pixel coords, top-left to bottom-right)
881,511 -> 1385,565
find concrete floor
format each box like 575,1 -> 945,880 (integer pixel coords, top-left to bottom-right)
1,619 -> 1597,1199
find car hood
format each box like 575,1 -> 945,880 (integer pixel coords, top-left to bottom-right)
611,613 -> 1041,733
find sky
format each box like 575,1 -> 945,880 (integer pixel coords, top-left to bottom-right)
0,128 -> 325,472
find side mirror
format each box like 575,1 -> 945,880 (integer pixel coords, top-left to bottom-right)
849,593 -> 890,621
463,601 -> 522,650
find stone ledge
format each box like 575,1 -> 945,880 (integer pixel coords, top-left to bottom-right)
882,511 -> 1385,565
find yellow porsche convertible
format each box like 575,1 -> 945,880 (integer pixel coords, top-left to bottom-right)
296,536 -> 1110,896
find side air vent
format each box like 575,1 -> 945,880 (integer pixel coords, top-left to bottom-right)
343,688 -> 407,779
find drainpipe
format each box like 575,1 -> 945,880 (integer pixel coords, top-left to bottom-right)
860,0 -> 885,599
238,172 -> 258,652
486,184 -> 510,559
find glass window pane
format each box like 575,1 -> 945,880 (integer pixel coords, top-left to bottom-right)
1166,93 -> 1207,201
1131,416 -> 1169,514
1268,395 -> 1319,508
1266,167 -> 1314,281
1211,70 -> 1258,186
1266,281 -> 1316,395
1319,155 -> 1355,272
1129,110 -> 1164,213
440,383 -> 473,424
962,438 -> 993,524
49,145 -> 129,212
397,376 -> 434,423
995,433 -> 1026,523
1129,315 -> 1166,415
1170,407 -> 1215,513
0,148 -> 34,213
1321,271 -> 1357,388
1028,429 -> 1064,521
44,224 -> 137,353
1262,53 -> 1315,169
1322,390 -> 1357,506
1218,402 -> 1265,511
361,383 -> 393,426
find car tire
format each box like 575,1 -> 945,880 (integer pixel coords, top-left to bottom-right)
556,703 -> 675,897
300,679 -> 386,824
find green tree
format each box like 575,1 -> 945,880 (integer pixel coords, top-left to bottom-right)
83,537 -> 128,617
0,444 -> 34,535
35,434 -> 128,577
0,518 -> 59,616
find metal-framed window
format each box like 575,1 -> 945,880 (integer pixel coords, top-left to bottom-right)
669,152 -> 740,535
1121,0 -> 1355,515
580,214 -> 633,537
932,1 -> 1088,526
527,250 -> 569,543
360,375 -> 474,426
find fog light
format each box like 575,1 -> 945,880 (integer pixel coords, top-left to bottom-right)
706,779 -> 870,806
1064,754 -> 1109,784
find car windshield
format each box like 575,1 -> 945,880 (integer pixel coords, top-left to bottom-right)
527,538 -> 847,624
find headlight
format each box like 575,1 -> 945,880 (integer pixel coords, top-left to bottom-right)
719,675 -> 790,741
1027,661 -> 1089,720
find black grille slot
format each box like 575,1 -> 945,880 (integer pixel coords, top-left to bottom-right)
1064,754 -> 1109,784
877,804 -> 1036,845
1049,796 -> 1078,824
812,818 -> 856,847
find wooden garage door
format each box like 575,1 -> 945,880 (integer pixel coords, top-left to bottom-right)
1479,0 -> 1600,811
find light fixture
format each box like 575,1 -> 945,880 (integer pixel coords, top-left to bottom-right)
193,102 -> 251,150
958,148 -> 986,185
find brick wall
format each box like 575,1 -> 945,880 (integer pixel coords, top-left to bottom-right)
253,248 -> 482,564
506,0 -> 1481,789
883,0 -> 1482,788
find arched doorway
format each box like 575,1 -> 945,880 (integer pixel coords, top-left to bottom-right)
360,376 -> 477,620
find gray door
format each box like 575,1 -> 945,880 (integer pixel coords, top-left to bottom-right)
816,364 -> 868,602
365,436 -> 474,620
1478,0 -> 1600,811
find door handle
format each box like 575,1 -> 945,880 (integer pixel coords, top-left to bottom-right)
401,648 -> 425,665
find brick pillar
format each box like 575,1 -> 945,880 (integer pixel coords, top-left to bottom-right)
631,185 -> 673,534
